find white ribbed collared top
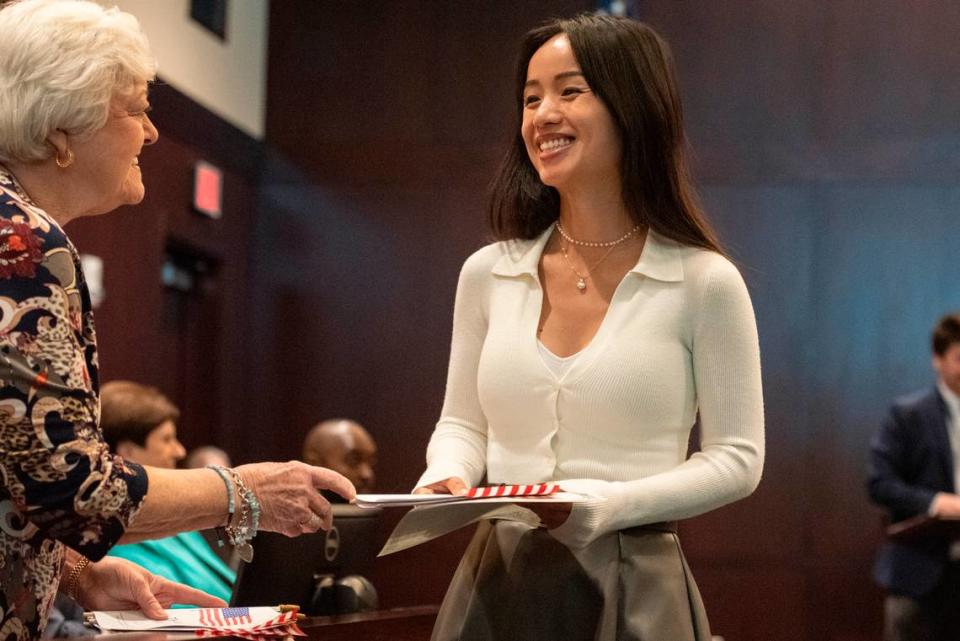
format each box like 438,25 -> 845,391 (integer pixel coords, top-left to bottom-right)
417,226 -> 765,548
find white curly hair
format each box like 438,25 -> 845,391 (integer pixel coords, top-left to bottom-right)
0,0 -> 157,164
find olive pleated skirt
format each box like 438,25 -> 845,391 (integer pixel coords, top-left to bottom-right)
431,520 -> 711,641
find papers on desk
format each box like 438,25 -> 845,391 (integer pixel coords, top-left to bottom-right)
86,606 -> 304,636
360,483 -> 591,556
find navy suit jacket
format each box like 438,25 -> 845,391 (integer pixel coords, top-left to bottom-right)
867,386 -> 956,598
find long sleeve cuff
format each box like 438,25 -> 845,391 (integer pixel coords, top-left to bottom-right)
548,479 -> 626,549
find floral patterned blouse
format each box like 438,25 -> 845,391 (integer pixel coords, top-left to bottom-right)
0,166 -> 148,640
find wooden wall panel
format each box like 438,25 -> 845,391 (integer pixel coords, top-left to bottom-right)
643,2 -> 960,639
693,566 -> 806,641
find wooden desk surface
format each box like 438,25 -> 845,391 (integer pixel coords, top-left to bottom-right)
79,606 -> 439,641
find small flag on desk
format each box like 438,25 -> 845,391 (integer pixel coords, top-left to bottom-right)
198,607 -> 253,627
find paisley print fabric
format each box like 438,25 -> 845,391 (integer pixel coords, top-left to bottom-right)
0,166 -> 148,640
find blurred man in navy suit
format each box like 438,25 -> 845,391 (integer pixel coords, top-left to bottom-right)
868,313 -> 960,641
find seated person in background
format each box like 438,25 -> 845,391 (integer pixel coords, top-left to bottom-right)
101,381 -> 236,604
103,381 -> 186,469
303,419 -> 378,496
301,420 -> 379,613
868,313 -> 960,641
185,445 -> 232,470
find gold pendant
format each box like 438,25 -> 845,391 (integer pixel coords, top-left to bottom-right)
576,277 -> 587,291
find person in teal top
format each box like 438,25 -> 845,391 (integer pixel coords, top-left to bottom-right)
101,381 -> 236,604
109,531 -> 235,604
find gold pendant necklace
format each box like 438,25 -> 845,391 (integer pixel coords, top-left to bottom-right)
558,237 -> 620,293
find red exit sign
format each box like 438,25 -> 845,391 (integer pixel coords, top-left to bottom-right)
193,160 -> 223,219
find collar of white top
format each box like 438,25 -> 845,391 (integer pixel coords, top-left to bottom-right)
491,224 -> 685,282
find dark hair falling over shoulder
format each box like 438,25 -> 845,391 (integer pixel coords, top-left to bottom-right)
488,13 -> 725,256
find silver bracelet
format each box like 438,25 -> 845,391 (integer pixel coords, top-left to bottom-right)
209,465 -> 260,562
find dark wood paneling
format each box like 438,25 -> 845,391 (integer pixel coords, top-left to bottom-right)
643,2 -> 960,640
267,1 -> 592,156
693,566 -> 806,641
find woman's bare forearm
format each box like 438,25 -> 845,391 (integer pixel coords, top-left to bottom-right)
116,461 -> 355,543
118,467 -> 228,543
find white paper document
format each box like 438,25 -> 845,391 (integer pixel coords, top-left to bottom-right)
379,502 -> 543,556
371,484 -> 592,556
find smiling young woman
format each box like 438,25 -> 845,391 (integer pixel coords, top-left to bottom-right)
415,13 -> 764,641
520,35 -> 623,198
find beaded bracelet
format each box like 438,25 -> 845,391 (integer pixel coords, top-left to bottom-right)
207,465 -> 261,562
207,464 -> 235,548
207,465 -> 236,518
64,554 -> 91,602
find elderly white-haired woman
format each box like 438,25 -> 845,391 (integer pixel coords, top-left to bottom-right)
0,2 -> 355,638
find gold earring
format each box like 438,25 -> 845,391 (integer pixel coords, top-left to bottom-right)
55,148 -> 74,169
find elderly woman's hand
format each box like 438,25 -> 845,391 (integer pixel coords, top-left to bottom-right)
76,556 -> 225,619
235,461 -> 356,537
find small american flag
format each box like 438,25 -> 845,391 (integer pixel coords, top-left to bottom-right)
198,607 -> 253,627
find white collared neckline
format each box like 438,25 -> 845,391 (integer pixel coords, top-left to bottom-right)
491,224 -> 685,283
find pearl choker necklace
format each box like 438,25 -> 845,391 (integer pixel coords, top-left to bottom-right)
556,221 -> 642,248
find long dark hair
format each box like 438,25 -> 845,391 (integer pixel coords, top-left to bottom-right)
489,13 -> 724,255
